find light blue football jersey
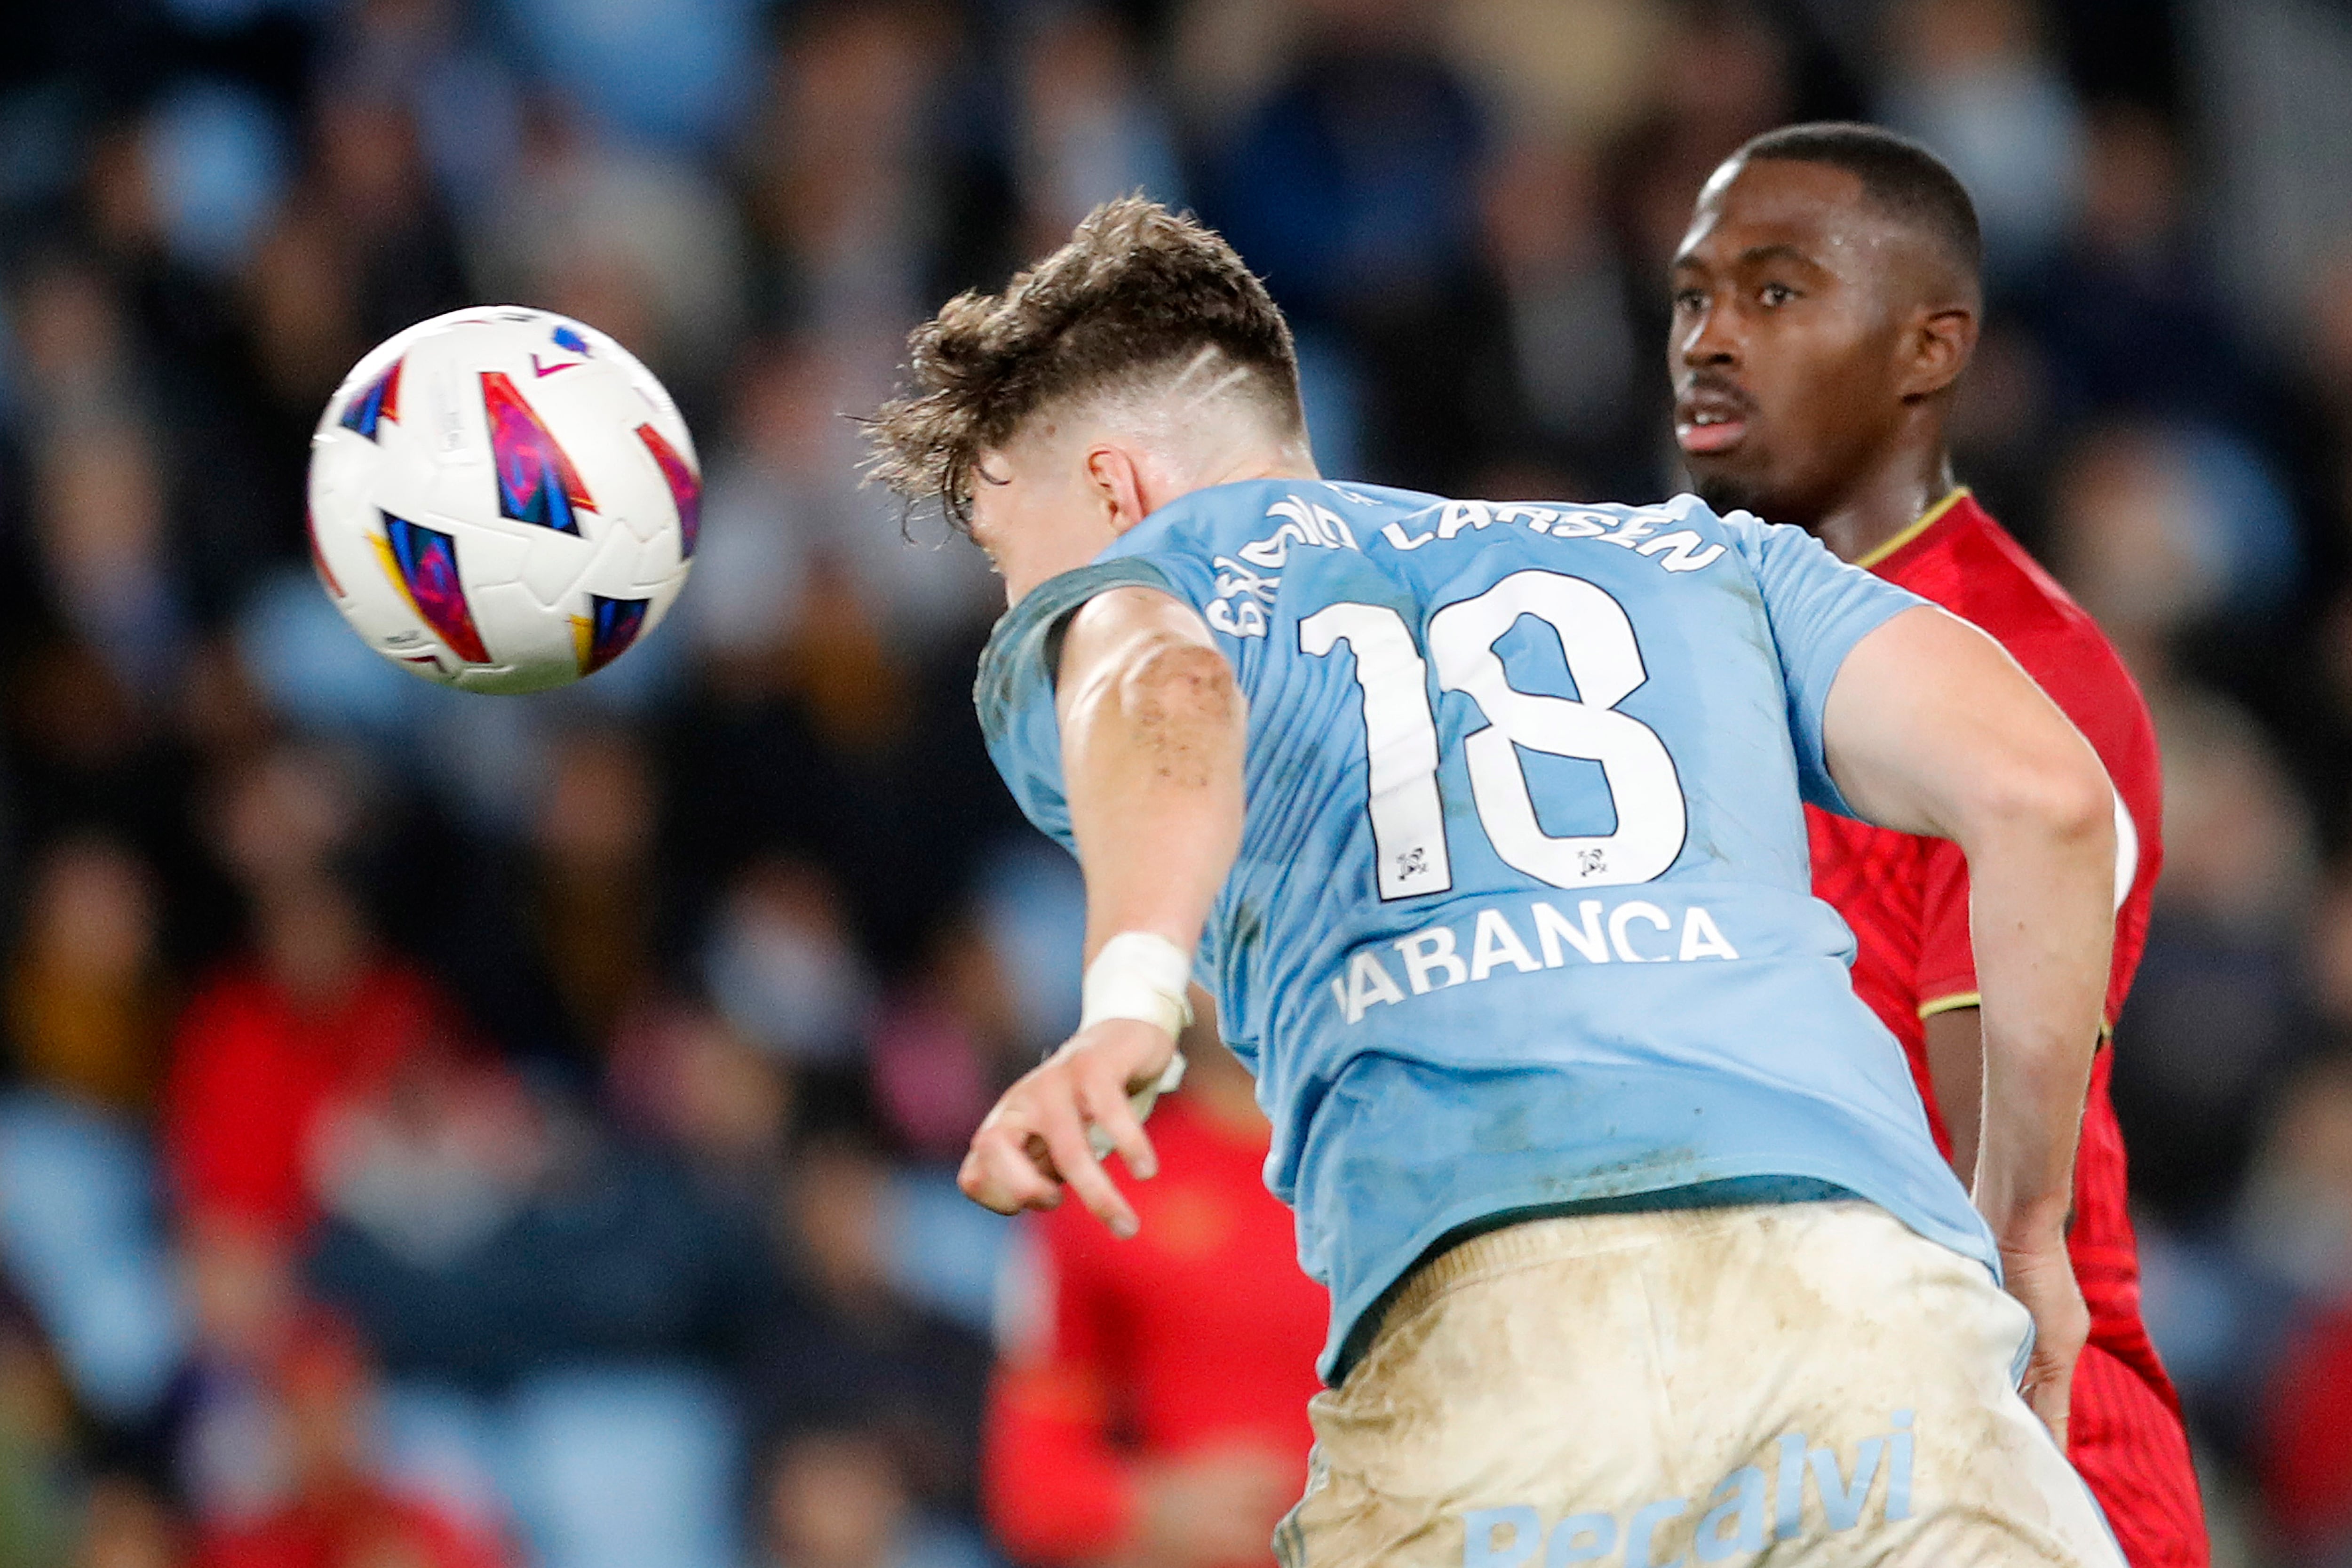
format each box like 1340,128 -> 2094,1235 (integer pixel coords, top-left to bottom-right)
976,479 -> 1996,1380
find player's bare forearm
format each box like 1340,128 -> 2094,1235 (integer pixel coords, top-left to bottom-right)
1956,796 -> 2110,1243
957,588 -> 1245,1238
1056,586 -> 1246,964
1962,793 -> 2108,1447
1825,605 -> 2111,1437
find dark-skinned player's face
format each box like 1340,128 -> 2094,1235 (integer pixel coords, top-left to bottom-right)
1669,159 -> 1928,523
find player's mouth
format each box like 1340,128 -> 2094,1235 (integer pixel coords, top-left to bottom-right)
1675,384 -> 1753,457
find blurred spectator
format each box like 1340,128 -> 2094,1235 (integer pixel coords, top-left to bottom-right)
8,835 -> 170,1112
306,1064 -> 770,1384
757,1426 -> 990,1568
1877,0 -> 2084,278
135,82 -> 291,279
324,0 -> 525,218
428,723 -> 666,1071
867,922 -> 1022,1164
740,3 -> 956,344
310,1047 -> 546,1276
707,858 -> 874,1071
1475,134 -> 1643,497
688,339 -> 994,677
1445,0 -> 1668,150
81,1474 -> 182,1568
2018,104 -> 2273,447
2312,868 -> 2352,1038
744,1134 -> 991,1520
984,1033 -> 1322,1568
607,998 -> 794,1194
1203,0 -> 1475,321
470,101 -> 746,401
188,1309 -> 508,1568
30,423 -> 186,703
0,1278 -> 82,1568
2114,687 -> 2319,1219
240,77 -> 469,433
2251,1055 -> 2352,1560
1604,0 -> 1800,285
1198,0 -> 1490,490
2048,422 -> 2300,679
1013,6 -> 1186,255
495,0 -> 761,152
164,872 -> 460,1239
162,745 -> 470,1241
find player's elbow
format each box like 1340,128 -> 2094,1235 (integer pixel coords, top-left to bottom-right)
1973,731 -> 2114,859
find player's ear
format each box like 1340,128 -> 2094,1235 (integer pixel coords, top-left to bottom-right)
1085,445 -> 1152,535
1899,305 -> 1978,402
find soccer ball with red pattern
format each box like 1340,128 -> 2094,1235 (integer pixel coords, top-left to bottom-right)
306,306 -> 699,693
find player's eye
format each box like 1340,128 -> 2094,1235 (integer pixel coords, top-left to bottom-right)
1671,288 -> 1707,314
1758,282 -> 1798,308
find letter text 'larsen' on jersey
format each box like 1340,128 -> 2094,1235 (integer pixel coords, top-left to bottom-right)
974,478 -> 1996,1380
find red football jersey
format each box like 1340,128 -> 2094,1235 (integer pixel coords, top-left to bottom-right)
1808,488 -> 2161,1073
1806,488 -> 2205,1567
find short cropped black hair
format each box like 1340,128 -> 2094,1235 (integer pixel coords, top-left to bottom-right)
866,196 -> 1303,532
1733,122 -> 1983,288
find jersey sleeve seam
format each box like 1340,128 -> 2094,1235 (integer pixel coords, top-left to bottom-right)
1915,990 -> 2118,1039
1915,990 -> 1981,1019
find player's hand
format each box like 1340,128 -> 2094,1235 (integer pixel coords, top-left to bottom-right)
2000,1234 -> 2089,1447
958,1018 -> 1175,1237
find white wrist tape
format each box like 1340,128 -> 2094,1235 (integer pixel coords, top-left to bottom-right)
1080,932 -> 1195,1038
1079,933 -> 1194,1157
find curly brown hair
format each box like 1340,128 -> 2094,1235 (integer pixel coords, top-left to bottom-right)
864,196 -> 1303,532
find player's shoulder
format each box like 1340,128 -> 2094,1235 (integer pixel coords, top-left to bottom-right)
1885,493 -> 2083,634
1891,493 -> 2158,738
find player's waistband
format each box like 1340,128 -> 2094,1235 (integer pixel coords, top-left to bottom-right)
1342,1177 -> 1853,1381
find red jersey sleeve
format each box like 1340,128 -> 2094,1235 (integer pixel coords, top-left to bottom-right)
1913,836 -> 1981,1015
982,1208 -> 1141,1563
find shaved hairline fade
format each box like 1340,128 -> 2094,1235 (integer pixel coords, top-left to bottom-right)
1730,122 -> 1985,303
864,196 -> 1305,533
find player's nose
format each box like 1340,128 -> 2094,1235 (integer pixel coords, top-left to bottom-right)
1677,307 -> 1740,367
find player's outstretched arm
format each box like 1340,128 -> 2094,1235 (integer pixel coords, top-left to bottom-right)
1820,603 -> 2115,1443
959,587 -> 1246,1239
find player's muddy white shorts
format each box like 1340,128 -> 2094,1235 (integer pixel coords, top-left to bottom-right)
1276,1200 -> 2124,1568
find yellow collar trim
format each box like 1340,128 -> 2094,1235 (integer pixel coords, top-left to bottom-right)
1854,486 -> 1971,572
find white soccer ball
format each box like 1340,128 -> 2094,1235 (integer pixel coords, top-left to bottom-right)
306,305 -> 699,693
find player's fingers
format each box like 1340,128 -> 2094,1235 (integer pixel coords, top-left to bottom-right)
1035,1099 -> 1141,1239
956,1141 -> 1025,1214
1075,1070 -> 1158,1182
2023,1353 -> 2075,1444
960,1126 -> 1059,1214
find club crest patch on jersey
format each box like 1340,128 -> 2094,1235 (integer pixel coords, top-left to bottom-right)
480,371 -> 594,534
572,593 -> 649,676
376,513 -> 491,663
635,423 -> 700,558
339,357 -> 403,441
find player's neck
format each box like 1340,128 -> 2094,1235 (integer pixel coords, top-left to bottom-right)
1808,447 -> 1960,566
998,444 -> 1319,605
1192,440 -> 1320,493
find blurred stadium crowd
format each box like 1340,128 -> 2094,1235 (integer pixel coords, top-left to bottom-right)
1,0 -> 2351,1563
